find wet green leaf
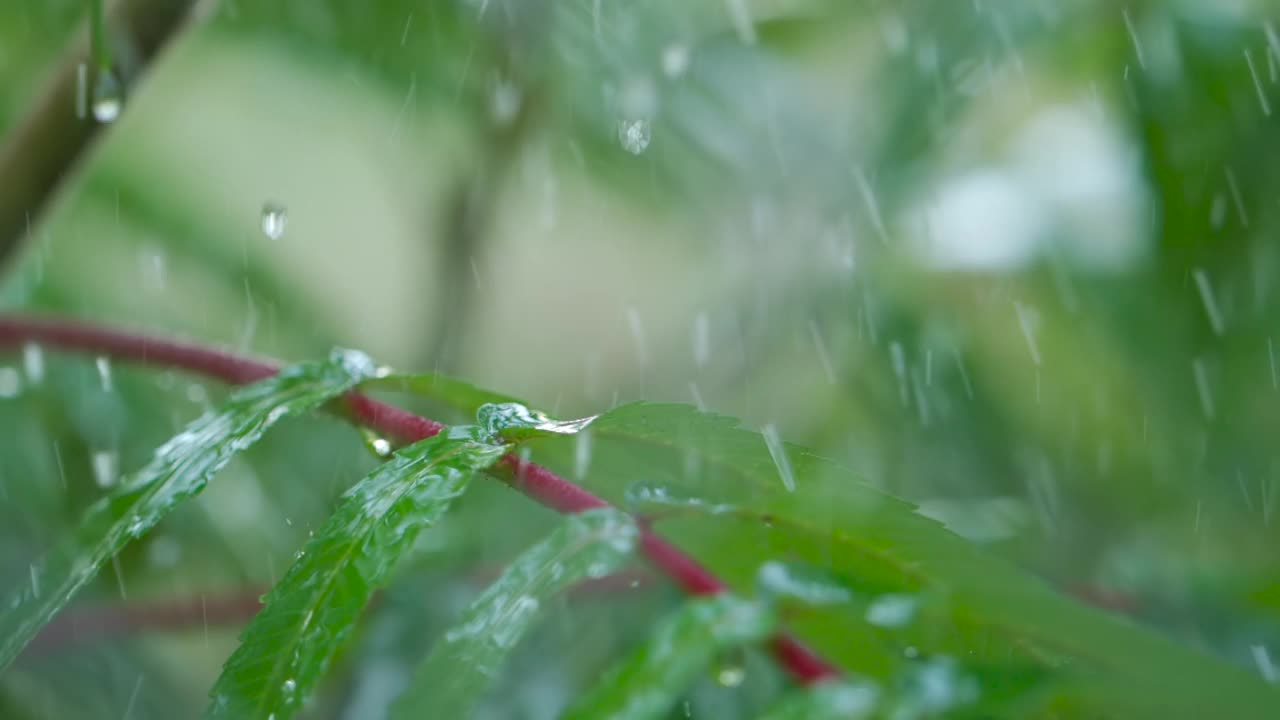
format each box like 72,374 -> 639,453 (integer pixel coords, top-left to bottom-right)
564,595 -> 776,720
531,402 -> 1280,718
205,424 -> 509,720
0,350 -> 378,670
390,508 -> 639,719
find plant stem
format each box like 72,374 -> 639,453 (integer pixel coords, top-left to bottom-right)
0,0 -> 206,271
0,314 -> 838,684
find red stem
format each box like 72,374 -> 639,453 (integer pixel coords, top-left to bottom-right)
0,314 -> 838,684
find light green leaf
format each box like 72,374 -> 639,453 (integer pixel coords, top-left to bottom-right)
0,349 -> 379,670
205,424 -> 508,720
390,508 -> 639,719
756,680 -> 881,720
564,595 -> 776,720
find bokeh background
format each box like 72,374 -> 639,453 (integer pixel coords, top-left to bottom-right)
1,0 -> 1279,717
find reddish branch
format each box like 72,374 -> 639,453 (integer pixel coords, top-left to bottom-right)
0,314 -> 838,684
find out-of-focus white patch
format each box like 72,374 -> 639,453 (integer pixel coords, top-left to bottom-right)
915,104 -> 1147,272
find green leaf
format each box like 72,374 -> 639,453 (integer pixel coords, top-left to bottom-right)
390,507 -> 639,719
531,402 -> 1280,718
205,424 -> 508,720
0,349 -> 379,670
755,680 -> 880,720
563,595 -> 776,720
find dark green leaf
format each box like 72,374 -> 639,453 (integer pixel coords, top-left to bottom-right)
0,350 -> 379,670
390,508 -> 639,719
205,424 -> 508,720
564,595 -> 776,720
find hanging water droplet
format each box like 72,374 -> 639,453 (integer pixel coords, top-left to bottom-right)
91,67 -> 123,123
714,649 -> 747,687
371,437 -> 392,456
92,450 -> 119,488
261,203 -> 287,240
617,118 -> 652,155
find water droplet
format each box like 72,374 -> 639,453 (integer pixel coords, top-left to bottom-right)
0,367 -> 22,399
661,44 -> 691,78
617,118 -> 652,155
261,203 -> 287,240
91,67 -> 123,123
371,437 -> 392,456
714,650 -> 747,687
92,450 -> 119,488
281,678 -> 297,697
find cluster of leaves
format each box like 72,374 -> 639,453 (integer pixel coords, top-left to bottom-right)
0,351 -> 1274,718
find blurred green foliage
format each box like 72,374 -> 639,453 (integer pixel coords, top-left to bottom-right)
2,0 -> 1280,717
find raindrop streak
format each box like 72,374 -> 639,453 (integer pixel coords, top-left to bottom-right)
693,311 -> 711,367
92,451 -> 119,489
0,368 -> 22,399
1014,302 -> 1042,366
1122,8 -> 1146,70
91,67 -> 123,123
23,344 -> 44,385
723,0 -> 757,44
617,118 -> 652,155
1192,357 -> 1215,420
761,424 -> 796,492
96,356 -> 113,393
1253,645 -> 1277,684
1246,49 -> 1272,117
625,307 -> 649,367
1268,338 -> 1277,390
1192,268 -> 1225,336
261,204 -> 287,240
809,320 -> 836,384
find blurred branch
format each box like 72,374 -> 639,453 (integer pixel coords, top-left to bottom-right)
24,568 -> 658,657
25,586 -> 266,656
0,314 -> 838,684
426,94 -> 540,370
0,0 -> 210,272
